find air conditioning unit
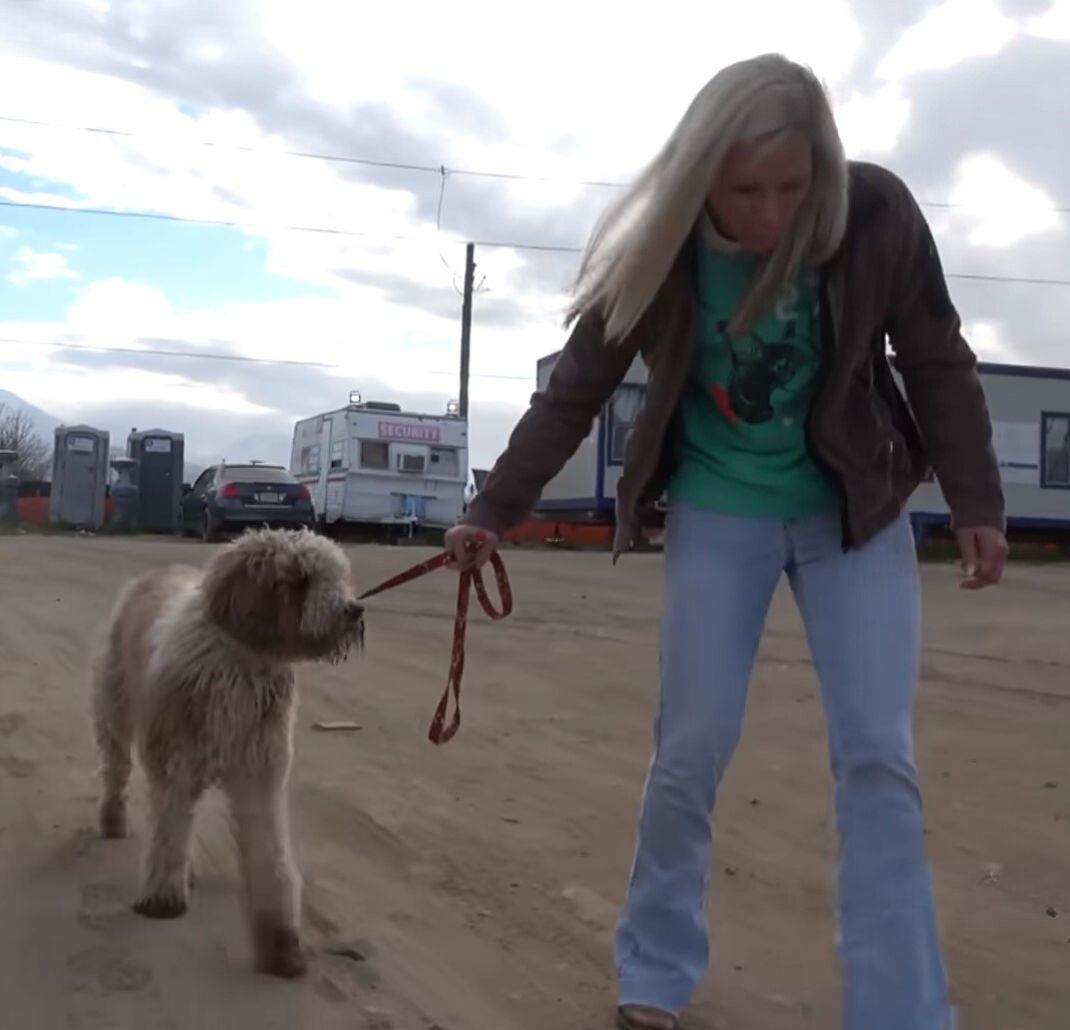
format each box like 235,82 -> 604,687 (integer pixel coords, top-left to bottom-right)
397,452 -> 426,473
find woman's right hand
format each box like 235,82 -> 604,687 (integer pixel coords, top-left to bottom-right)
444,524 -> 500,571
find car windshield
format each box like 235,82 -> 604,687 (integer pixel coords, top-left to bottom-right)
220,466 -> 294,484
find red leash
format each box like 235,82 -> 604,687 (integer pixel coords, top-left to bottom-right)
357,541 -> 512,745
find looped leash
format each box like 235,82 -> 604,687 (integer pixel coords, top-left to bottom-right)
357,540 -> 512,745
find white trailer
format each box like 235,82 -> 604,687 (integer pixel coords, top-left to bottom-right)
533,349 -> 649,521
533,353 -> 1070,534
908,362 -> 1070,537
290,394 -> 468,530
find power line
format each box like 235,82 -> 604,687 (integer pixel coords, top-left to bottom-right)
938,272 -> 1070,288
0,337 -> 333,368
923,199 -> 1070,216
0,197 -> 421,242
474,238 -> 581,254
4,110 -> 1069,214
0,112 -> 628,189
1,195 -> 1063,288
0,336 -> 535,380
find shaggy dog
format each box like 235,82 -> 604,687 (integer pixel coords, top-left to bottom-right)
90,527 -> 365,978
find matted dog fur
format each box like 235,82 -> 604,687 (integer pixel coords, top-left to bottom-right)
90,527 -> 364,977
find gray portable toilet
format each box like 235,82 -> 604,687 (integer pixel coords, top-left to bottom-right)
50,425 -> 110,529
127,427 -> 184,533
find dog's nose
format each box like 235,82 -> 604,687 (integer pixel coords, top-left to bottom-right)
347,600 -> 365,622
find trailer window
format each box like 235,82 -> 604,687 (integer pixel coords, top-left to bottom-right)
360,440 -> 389,470
1042,413 -> 1070,488
299,444 -> 320,474
429,447 -> 459,477
607,385 -> 645,465
330,439 -> 344,469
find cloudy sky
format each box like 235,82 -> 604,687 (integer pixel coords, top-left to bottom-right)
0,0 -> 1067,474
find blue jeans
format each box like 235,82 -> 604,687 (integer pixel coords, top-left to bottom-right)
615,504 -> 954,1029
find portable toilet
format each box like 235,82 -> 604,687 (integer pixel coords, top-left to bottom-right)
127,428 -> 185,533
50,425 -> 109,529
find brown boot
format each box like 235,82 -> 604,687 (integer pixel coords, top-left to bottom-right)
616,1004 -> 678,1030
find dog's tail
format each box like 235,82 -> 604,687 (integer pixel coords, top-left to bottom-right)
91,617 -> 133,839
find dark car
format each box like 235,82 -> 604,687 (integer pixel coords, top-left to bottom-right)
179,462 -> 316,542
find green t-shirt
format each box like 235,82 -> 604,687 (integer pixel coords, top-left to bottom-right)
669,242 -> 840,519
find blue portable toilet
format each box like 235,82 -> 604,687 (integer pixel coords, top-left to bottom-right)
127,427 -> 185,533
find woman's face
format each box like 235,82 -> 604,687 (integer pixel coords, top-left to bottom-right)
706,130 -> 813,254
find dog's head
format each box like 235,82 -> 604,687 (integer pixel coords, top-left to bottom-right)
200,528 -> 364,662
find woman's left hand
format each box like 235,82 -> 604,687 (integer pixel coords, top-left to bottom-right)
955,526 -> 1009,590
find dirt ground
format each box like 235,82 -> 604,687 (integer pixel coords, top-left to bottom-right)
0,532 -> 1066,1030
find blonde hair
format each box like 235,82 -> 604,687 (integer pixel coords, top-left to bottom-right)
568,53 -> 848,341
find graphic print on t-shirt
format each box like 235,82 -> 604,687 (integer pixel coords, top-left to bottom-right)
697,276 -> 821,438
710,318 -> 808,425
670,245 -> 837,519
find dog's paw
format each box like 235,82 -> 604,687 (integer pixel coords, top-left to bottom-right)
253,923 -> 308,979
133,891 -> 188,919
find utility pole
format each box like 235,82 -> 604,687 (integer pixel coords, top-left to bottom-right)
459,242 -> 475,420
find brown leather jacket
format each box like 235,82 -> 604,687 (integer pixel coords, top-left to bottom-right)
464,161 -> 1005,557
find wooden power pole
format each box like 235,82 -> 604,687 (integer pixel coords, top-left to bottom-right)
459,242 -> 475,420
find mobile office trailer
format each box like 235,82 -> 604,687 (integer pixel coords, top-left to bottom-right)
290,394 -> 468,530
533,350 -> 650,521
908,362 -> 1070,537
532,353 -> 1070,533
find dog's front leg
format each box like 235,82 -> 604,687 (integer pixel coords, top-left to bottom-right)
226,771 -> 306,978
134,777 -> 201,918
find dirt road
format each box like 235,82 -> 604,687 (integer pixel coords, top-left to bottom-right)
0,533 -> 1066,1030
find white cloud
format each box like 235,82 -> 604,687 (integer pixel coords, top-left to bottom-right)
0,273 -> 556,469
2,363 -> 271,416
1,0 -> 1068,467
0,225 -> 18,239
960,319 -> 1020,363
67,278 -> 175,339
834,83 -> 912,156
877,0 -> 1018,82
1,268 -> 552,411
1026,0 -> 1070,42
259,0 -> 862,180
946,153 -> 1062,247
7,246 -> 79,286
0,83 -> 414,240
0,0 -> 866,330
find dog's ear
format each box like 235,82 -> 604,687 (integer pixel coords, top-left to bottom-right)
202,541 -> 307,650
202,546 -> 269,648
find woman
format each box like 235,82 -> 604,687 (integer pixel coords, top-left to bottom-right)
448,53 -> 1008,1030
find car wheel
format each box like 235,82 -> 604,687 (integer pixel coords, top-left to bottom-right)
202,509 -> 223,544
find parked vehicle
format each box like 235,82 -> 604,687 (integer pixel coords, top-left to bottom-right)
290,393 -> 468,533
178,462 -> 315,542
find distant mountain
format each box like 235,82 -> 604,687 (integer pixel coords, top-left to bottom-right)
0,390 -> 63,441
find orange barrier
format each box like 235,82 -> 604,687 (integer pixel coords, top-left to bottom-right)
16,497 -> 114,525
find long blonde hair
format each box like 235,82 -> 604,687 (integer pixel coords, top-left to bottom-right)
568,53 -> 848,341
